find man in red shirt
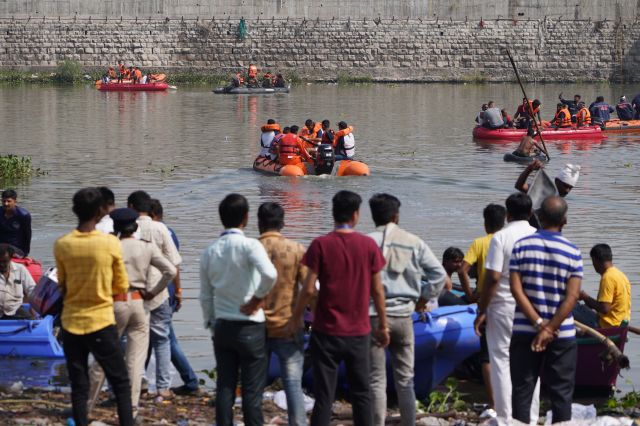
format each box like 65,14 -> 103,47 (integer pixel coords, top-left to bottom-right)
287,190 -> 389,426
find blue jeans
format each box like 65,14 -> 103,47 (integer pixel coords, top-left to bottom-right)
149,299 -> 172,391
169,324 -> 198,390
269,335 -> 307,426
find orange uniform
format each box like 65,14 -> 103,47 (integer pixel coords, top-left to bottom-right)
553,107 -> 572,128
576,107 -> 591,127
278,133 -> 313,172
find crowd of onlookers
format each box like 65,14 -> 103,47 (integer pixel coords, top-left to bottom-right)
0,164 -> 631,426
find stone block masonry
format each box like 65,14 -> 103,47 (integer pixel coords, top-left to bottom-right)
1,17 -> 639,82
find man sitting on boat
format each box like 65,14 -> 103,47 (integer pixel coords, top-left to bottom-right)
333,121 -> 356,160
589,96 -> 615,125
573,244 -> 631,329
274,74 -> 287,88
615,96 -> 635,121
277,126 -> 314,173
0,244 -> 36,320
259,119 -> 281,159
299,119 -> 322,147
481,101 -> 505,130
247,64 -> 259,87
575,102 -> 591,127
513,98 -> 541,129
551,103 -> 572,128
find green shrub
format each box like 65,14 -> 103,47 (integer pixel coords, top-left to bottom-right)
54,60 -> 83,83
337,72 -> 373,84
0,155 -> 35,182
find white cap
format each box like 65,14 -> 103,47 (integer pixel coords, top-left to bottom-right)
556,164 -> 581,187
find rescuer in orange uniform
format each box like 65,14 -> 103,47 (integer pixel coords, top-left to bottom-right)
278,125 -> 314,173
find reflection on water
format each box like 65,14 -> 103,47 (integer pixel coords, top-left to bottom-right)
0,82 -> 639,391
0,359 -> 67,388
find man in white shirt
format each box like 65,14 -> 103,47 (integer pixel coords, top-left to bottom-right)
474,193 -> 539,422
0,244 -> 36,319
127,190 -> 182,401
96,187 -> 115,234
200,193 -> 277,426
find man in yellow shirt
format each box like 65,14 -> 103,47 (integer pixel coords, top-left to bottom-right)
459,203 -> 505,416
460,204 -> 506,302
54,188 -> 133,426
576,244 -> 631,328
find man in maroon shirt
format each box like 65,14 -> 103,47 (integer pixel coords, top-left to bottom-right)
288,190 -> 389,426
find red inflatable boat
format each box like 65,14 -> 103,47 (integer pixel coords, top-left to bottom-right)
96,81 -> 169,92
473,126 -> 606,142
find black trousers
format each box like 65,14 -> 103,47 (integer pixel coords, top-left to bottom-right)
213,320 -> 267,426
62,325 -> 133,426
510,334 -> 577,424
310,331 -> 372,426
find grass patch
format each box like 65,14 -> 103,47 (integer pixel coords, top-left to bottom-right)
284,70 -> 302,85
337,72 -> 373,85
461,71 -> 488,84
165,71 -> 228,85
0,155 -> 45,184
53,60 -> 83,84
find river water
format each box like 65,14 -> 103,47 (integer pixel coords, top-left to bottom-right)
0,82 -> 638,393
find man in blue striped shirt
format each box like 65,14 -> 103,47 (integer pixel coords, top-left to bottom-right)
509,196 -> 583,424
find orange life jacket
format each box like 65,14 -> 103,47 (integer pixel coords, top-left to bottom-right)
248,65 -> 258,78
576,107 -> 591,126
279,134 -> 305,165
524,101 -> 541,117
119,65 -> 126,75
299,122 -> 322,139
134,69 -> 142,79
332,126 -> 353,147
553,107 -> 572,127
261,123 -> 281,133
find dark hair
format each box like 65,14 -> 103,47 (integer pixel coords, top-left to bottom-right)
533,99 -> 541,107
505,193 -> 532,221
443,247 -> 464,263
258,202 -> 285,231
538,196 -> 567,227
590,244 -> 613,263
483,204 -> 506,233
114,220 -> 138,236
1,189 -> 17,200
219,193 -> 249,228
0,243 -> 15,257
332,190 -> 361,223
72,187 -> 104,222
127,190 -> 152,213
290,125 -> 299,134
338,121 -> 348,130
596,96 -> 605,103
149,198 -> 163,219
322,119 -> 330,127
369,193 -> 401,227
267,118 -> 276,124
282,127 -> 290,134
98,186 -> 115,207
527,126 -> 535,137
574,94 -> 581,99
305,119 -> 313,127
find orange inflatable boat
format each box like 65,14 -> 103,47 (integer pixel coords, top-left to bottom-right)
253,157 -> 370,177
602,119 -> 640,131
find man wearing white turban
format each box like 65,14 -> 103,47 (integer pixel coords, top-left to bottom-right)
515,161 -> 581,228
515,161 -> 580,198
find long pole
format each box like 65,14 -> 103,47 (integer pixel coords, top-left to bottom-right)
575,321 -> 630,369
506,49 -> 550,160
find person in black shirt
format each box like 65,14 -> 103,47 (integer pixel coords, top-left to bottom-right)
0,190 -> 31,256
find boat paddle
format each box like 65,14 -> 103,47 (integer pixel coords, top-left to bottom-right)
505,48 -> 550,160
574,320 -> 630,369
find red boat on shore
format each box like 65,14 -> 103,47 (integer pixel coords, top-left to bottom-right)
95,81 -> 169,92
473,125 -> 606,142
574,325 -> 629,393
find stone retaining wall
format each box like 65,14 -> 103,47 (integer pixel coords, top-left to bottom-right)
1,17 -> 639,82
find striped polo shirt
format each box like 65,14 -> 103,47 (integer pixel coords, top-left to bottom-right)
509,230 -> 583,339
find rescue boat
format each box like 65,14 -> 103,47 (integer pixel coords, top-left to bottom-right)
473,125 -> 606,142
213,86 -> 290,94
602,119 -> 640,131
95,81 -> 169,91
252,156 -> 370,177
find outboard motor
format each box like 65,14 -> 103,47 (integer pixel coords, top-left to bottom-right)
315,144 -> 335,175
